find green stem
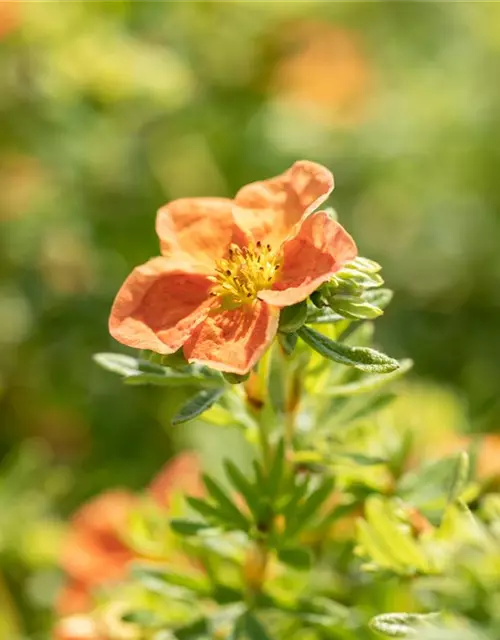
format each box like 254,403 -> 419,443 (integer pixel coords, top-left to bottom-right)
257,412 -> 271,472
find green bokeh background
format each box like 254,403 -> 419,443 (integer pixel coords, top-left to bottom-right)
1,1 -> 500,636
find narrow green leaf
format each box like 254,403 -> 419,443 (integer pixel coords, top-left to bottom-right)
240,612 -> 272,640
350,257 -> 382,273
364,288 -> 393,310
278,477 -> 310,520
187,496 -> 228,524
306,308 -> 343,324
324,359 -> 413,396
278,331 -> 298,355
369,612 -> 440,638
172,388 -> 225,425
266,439 -> 286,501
121,609 -> 160,628
223,371 -> 250,385
298,326 -> 400,373
202,475 -> 250,530
334,452 -> 388,466
344,393 -> 396,423
447,451 -> 470,504
224,460 -> 261,519
132,564 -> 210,595
93,353 -> 140,377
268,345 -> 286,415
277,546 -> 312,570
175,618 -> 210,640
170,519 -> 212,536
286,476 -> 335,538
278,300 -> 308,333
330,295 -> 383,320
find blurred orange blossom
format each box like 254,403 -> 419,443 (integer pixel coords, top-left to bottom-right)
109,161 -> 357,374
272,22 -> 373,125
55,453 -> 202,639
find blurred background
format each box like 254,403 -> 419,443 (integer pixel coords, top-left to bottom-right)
1,1 -> 500,637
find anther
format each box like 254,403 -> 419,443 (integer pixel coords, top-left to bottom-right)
266,244 -> 271,251
225,269 -> 231,276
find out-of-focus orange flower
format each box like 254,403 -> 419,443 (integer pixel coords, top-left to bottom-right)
272,22 -> 373,125
57,490 -> 136,617
109,161 -> 357,375
0,0 -> 19,40
56,453 -> 202,618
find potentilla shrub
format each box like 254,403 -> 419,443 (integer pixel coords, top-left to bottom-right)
56,162 -> 500,640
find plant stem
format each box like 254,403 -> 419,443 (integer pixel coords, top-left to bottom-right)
257,412 -> 271,472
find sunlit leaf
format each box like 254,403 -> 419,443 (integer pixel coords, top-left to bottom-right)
298,326 -> 400,373
369,612 -> 440,638
277,546 -> 312,570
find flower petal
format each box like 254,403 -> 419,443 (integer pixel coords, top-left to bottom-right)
234,160 -> 334,247
183,301 -> 279,375
258,211 -> 357,307
156,197 -> 247,267
109,257 -> 214,355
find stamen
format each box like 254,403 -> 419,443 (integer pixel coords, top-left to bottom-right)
210,241 -> 281,306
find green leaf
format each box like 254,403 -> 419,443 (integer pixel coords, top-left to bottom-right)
268,344 -> 286,415
369,612 -> 440,638
398,456 -> 469,518
335,269 -> 384,290
447,451 -> 470,504
223,372 -> 250,385
202,474 -> 250,530
350,257 -> 382,273
356,497 -> 431,574
343,393 -> 396,423
330,295 -> 383,320
364,288 -> 393,310
175,618 -> 210,640
187,496 -> 229,524
224,460 -> 261,519
323,359 -> 413,396
94,353 -> 142,377
334,452 -> 388,466
121,609 -> 160,628
170,519 -> 212,536
172,388 -> 225,425
298,326 -> 400,373
306,308 -> 343,324
239,612 -> 272,640
267,439 -> 286,501
278,331 -> 298,355
286,476 -> 335,538
277,546 -> 312,570
132,564 -> 211,596
278,300 -> 308,333
94,353 -> 223,388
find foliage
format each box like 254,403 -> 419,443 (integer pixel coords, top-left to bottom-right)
1,2 -> 500,640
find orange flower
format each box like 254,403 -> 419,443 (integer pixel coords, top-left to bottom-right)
56,453 -> 202,618
109,161 -> 357,374
57,490 -> 137,617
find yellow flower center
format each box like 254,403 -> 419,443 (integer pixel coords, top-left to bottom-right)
210,241 -> 281,306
